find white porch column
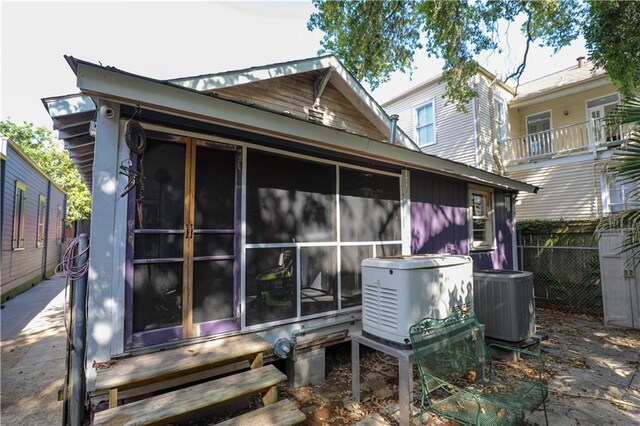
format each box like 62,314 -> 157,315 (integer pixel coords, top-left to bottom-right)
86,100 -> 121,389
401,169 -> 411,255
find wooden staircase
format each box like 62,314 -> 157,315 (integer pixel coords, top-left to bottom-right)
92,334 -> 305,426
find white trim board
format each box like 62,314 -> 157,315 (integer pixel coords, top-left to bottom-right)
71,59 -> 537,194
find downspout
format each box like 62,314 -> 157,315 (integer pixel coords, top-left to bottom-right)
43,181 -> 52,280
389,114 -> 399,145
471,76 -> 480,168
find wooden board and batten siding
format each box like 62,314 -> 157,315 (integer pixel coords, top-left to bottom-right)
1,142 -> 66,300
214,71 -> 387,142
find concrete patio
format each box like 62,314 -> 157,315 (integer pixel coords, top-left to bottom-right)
1,276 -> 67,425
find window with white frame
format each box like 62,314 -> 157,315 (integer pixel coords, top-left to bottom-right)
526,111 -> 551,156
37,195 -> 47,248
12,181 -> 27,249
469,188 -> 495,250
493,96 -> 507,142
603,173 -> 639,213
415,101 -> 435,147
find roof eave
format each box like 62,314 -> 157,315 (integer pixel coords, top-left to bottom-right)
63,58 -> 537,193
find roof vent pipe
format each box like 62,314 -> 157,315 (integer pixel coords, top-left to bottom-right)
389,114 -> 399,145
577,56 -> 585,68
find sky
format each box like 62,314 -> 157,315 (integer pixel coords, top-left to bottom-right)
1,1 -> 588,131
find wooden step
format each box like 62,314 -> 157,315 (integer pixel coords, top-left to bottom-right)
216,399 -> 305,426
94,364 -> 287,426
95,334 -> 272,393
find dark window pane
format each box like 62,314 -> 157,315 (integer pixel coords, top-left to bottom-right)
193,260 -> 234,323
136,140 -> 186,230
340,169 -> 400,242
193,233 -> 234,258
134,234 -> 183,259
301,246 -> 337,316
194,145 -> 236,229
246,150 -> 335,243
245,247 -> 296,326
340,245 -> 373,308
375,244 -> 402,257
133,263 -> 183,332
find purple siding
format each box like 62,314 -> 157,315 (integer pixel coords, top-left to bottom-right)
410,170 -> 514,270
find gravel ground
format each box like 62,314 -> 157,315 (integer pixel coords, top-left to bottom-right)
275,309 -> 639,425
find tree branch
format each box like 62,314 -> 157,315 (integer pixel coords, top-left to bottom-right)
504,7 -> 533,94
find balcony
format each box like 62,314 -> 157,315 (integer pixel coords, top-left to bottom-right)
500,119 -> 632,166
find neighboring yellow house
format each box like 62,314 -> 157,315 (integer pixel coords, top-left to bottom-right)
503,57 -> 633,220
385,57 -> 635,221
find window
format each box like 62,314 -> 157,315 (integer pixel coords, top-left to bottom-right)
587,94 -> 621,144
37,195 -> 47,248
415,101 -> 436,147
493,96 -> 507,142
526,111 -> 551,156
56,205 -> 63,244
12,181 -> 27,249
603,174 -> 639,214
469,188 -> 494,250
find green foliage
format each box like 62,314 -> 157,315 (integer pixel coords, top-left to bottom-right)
309,0 -> 639,109
585,1 -> 640,98
1,119 -> 91,225
597,96 -> 640,262
517,219 -> 597,235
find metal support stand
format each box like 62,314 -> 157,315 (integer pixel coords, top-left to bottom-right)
351,332 -> 414,426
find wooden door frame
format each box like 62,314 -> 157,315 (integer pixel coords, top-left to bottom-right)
125,134 -> 241,349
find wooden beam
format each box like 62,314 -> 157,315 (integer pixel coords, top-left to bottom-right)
262,386 -> 278,406
250,352 -> 264,370
108,388 -> 118,408
313,68 -> 333,106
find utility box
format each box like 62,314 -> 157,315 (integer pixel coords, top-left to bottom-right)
361,254 -> 473,349
473,270 -> 535,342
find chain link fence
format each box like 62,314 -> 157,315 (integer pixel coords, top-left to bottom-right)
518,231 -> 603,316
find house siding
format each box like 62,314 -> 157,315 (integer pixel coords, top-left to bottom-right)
409,170 -> 514,270
510,83 -> 619,138
1,144 -> 66,298
215,72 -> 387,141
507,158 -> 605,220
384,81 -> 477,166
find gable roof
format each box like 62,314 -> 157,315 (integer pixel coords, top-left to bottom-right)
381,64 -> 515,107
170,55 -> 419,151
42,56 -> 538,194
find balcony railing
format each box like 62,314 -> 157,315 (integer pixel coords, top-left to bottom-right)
500,119 -> 632,166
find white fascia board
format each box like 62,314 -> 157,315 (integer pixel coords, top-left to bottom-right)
43,94 -> 96,117
505,150 -> 614,173
510,76 -> 610,108
171,57 -> 333,91
74,61 -> 536,193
